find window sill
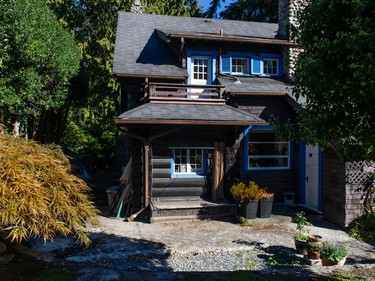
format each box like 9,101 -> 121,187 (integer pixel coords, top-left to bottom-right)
171,174 -> 206,179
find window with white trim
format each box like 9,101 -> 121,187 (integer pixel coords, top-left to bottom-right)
231,57 -> 249,75
263,58 -> 279,75
247,131 -> 290,170
192,58 -> 209,81
173,148 -> 203,175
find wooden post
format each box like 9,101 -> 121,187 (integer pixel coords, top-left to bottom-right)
144,142 -> 150,207
213,141 -> 225,201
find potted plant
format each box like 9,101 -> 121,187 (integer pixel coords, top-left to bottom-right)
307,235 -> 323,260
318,242 -> 349,266
230,181 -> 264,219
258,189 -> 274,218
293,211 -> 312,255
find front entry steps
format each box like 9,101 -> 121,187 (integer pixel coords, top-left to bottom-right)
150,197 -> 237,223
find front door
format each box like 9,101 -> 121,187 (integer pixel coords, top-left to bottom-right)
190,56 -> 211,95
304,145 -> 320,211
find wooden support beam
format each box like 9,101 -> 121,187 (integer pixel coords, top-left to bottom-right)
144,142 -> 150,207
212,141 -> 225,201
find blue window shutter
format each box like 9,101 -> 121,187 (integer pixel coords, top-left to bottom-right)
252,58 -> 261,75
221,57 -> 230,73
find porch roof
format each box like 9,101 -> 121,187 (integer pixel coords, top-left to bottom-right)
217,76 -> 291,95
115,102 -> 267,126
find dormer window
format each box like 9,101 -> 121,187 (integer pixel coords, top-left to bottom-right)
221,53 -> 282,77
263,58 -> 279,75
231,57 -> 249,75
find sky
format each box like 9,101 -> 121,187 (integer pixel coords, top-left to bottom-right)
199,0 -> 236,14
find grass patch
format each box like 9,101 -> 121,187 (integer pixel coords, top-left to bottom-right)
326,270 -> 368,281
237,216 -> 255,227
34,267 -> 79,281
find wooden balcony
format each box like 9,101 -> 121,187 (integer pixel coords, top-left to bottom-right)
147,82 -> 226,103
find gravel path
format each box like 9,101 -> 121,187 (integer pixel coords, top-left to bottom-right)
32,206 -> 375,281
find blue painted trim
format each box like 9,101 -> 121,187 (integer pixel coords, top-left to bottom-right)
220,52 -> 282,77
318,148 -> 322,211
248,125 -> 274,131
186,50 -> 217,84
170,148 -> 207,179
299,141 -> 306,204
289,141 -> 294,171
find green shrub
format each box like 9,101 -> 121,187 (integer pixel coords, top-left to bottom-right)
349,209 -> 375,243
293,211 -> 312,240
319,243 -> 349,262
230,181 -> 265,204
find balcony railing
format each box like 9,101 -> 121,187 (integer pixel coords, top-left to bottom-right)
147,82 -> 226,101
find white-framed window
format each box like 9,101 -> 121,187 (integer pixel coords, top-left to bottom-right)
247,131 -> 290,170
263,58 -> 279,75
192,58 -> 209,81
231,57 -> 249,75
173,148 -> 204,175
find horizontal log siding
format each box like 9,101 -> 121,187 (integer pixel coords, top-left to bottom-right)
321,149 -> 347,226
150,128 -> 220,199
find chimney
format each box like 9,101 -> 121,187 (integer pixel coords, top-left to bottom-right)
278,0 -> 307,79
131,0 -> 145,13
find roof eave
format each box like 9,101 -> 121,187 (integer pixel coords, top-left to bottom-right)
229,91 -> 288,96
115,73 -> 187,80
114,119 -> 268,126
169,33 -> 298,46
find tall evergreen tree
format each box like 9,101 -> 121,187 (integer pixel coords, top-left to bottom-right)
0,0 -> 80,141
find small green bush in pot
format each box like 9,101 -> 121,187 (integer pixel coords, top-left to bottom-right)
230,181 -> 264,204
230,181 -> 264,219
319,242 -> 349,266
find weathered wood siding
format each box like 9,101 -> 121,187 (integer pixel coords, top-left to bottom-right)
321,149 -> 347,226
226,95 -> 300,202
321,149 -> 373,227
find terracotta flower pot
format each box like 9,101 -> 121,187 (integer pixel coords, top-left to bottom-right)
307,235 -> 323,260
321,256 -> 347,266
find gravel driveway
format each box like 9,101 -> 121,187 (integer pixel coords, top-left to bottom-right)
33,205 -> 375,281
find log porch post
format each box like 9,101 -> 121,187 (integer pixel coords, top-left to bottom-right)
144,142 -> 150,207
212,141 -> 225,201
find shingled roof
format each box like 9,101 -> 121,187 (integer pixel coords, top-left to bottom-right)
217,76 -> 290,95
115,102 -> 266,126
113,12 -> 280,78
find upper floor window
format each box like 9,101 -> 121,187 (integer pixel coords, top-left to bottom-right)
263,58 -> 279,75
231,57 -> 249,75
186,50 -> 217,85
221,53 -> 282,77
193,58 -> 209,81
